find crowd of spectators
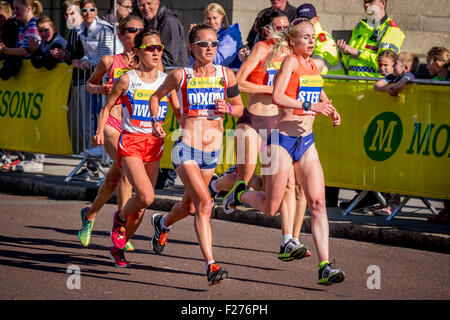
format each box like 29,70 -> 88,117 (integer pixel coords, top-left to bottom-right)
0,0 -> 448,222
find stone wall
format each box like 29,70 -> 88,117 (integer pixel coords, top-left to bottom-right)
36,0 -> 450,60
232,0 -> 450,60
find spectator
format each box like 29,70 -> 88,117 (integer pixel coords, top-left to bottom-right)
0,1 -> 20,81
50,1 -> 93,160
190,2 -> 242,69
337,0 -> 405,210
0,0 -> 42,79
101,0 -> 134,55
79,0 -> 115,158
0,0 -> 44,172
371,51 -> 418,216
0,1 -> 15,49
295,3 -> 345,75
377,49 -> 396,76
425,46 -> 449,225
29,16 -> 67,70
136,0 -> 189,68
374,51 -> 418,95
426,46 -> 450,81
78,0 -> 114,70
337,0 -> 405,77
101,0 -> 133,26
51,0 -> 83,69
245,0 -> 297,51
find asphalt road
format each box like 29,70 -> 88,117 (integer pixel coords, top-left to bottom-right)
0,193 -> 449,302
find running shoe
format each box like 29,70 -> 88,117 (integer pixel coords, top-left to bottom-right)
222,180 -> 247,214
108,246 -> 131,268
207,263 -> 228,286
293,238 -> 311,257
125,240 -> 134,252
278,238 -> 308,261
111,210 -> 127,249
317,260 -> 345,285
151,213 -> 170,254
79,207 -> 95,247
225,164 -> 237,174
207,174 -> 219,199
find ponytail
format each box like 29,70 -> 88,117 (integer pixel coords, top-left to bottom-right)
15,0 -> 42,17
32,0 -> 43,17
265,28 -> 291,70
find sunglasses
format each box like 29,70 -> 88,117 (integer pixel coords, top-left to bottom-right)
269,25 -> 288,31
292,17 -> 310,26
139,44 -> 165,52
192,40 -> 219,48
125,27 -> 143,34
81,8 -> 97,13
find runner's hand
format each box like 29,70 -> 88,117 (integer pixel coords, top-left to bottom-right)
311,101 -> 336,116
92,133 -> 104,146
152,121 -> 166,138
214,98 -> 229,114
100,82 -> 113,95
331,109 -> 341,127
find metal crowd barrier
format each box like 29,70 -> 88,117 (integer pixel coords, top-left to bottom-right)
64,68 -> 109,186
320,75 -> 449,220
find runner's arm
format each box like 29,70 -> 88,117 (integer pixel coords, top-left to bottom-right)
86,55 -> 113,95
93,73 -> 129,146
236,42 -> 273,95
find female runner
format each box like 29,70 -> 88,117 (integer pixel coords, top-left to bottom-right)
211,8 -> 309,261
78,16 -> 143,250
94,28 -> 179,267
224,20 -> 345,285
149,24 -> 244,285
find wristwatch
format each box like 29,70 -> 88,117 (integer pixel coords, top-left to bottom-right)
151,115 -> 159,123
303,101 -> 311,112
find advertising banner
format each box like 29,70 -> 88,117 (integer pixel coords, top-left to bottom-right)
0,60 -> 73,154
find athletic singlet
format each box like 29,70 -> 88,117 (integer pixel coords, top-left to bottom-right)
246,40 -> 284,87
121,69 -> 168,134
179,64 -> 228,119
108,54 -> 133,105
282,54 -> 323,116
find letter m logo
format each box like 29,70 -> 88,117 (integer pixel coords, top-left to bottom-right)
369,120 -> 397,152
364,112 -> 403,161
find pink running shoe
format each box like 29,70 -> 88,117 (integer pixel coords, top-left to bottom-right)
108,247 -> 131,268
111,210 -> 127,249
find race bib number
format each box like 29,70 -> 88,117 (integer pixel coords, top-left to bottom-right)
266,61 -> 282,86
294,75 -> 323,116
113,68 -> 132,83
130,89 -> 168,128
186,77 -> 225,117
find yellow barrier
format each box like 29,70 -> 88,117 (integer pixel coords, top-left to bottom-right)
315,80 -> 449,200
1,62 -> 448,200
160,80 -> 449,200
0,60 -> 73,155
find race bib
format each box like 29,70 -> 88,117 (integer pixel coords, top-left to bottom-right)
113,68 -> 132,83
130,89 -> 168,128
293,75 -> 323,116
186,76 -> 225,117
266,61 -> 282,86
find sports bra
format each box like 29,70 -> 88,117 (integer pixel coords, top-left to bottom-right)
282,54 -> 323,116
179,64 -> 229,120
121,69 -> 168,134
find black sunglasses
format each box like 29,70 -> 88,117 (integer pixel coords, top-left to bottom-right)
125,27 -> 144,34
